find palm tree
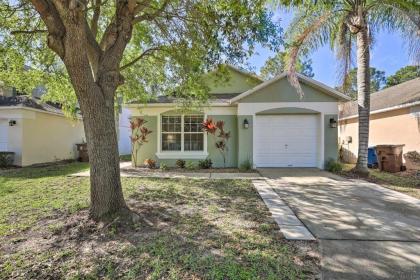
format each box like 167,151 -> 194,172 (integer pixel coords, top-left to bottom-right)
276,0 -> 420,173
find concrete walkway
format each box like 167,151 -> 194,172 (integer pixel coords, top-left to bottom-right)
70,162 -> 261,180
259,168 -> 420,280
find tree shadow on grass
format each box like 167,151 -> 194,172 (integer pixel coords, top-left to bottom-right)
0,178 -> 320,279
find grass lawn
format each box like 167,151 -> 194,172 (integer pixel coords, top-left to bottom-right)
340,164 -> 420,199
0,163 -> 318,279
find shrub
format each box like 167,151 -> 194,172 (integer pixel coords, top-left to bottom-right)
405,151 -> 420,163
144,158 -> 156,169
0,152 -> 14,167
186,161 -> 196,170
176,159 -> 186,169
325,159 -> 342,172
198,158 -> 213,169
160,163 -> 168,171
239,159 -> 253,171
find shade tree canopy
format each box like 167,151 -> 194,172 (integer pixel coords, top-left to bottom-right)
0,0 -> 280,221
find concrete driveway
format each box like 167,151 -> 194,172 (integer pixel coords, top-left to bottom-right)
259,168 -> 420,280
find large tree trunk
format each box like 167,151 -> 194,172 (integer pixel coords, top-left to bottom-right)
81,86 -> 128,220
355,26 -> 371,174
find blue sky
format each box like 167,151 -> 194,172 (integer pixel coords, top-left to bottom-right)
247,10 -> 413,87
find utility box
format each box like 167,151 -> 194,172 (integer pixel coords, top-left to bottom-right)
375,145 -> 404,173
76,143 -> 89,162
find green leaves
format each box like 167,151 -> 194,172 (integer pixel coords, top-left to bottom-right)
1,0 -> 281,113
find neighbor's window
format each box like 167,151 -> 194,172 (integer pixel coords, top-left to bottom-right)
161,115 -> 204,152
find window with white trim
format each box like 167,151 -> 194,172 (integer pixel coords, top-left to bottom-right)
161,115 -> 204,152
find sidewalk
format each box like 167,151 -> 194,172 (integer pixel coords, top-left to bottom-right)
70,162 -> 262,180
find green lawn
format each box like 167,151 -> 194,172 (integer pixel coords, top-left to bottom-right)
0,163 -> 318,279
340,164 -> 420,199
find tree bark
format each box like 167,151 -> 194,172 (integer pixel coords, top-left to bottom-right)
355,26 -> 370,174
57,11 -> 129,221
81,86 -> 128,220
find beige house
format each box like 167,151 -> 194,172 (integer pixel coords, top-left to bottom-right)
0,94 -> 85,166
339,78 -> 420,163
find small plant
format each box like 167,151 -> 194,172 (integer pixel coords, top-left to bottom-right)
202,118 -> 231,167
144,158 -> 156,169
186,161 -> 196,170
325,159 -> 343,172
176,159 -> 186,169
160,163 -> 168,171
0,152 -> 14,167
198,158 -> 213,169
130,118 -> 152,167
405,151 -> 420,163
239,159 -> 253,171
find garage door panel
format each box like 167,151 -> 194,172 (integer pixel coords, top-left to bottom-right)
255,115 -> 319,167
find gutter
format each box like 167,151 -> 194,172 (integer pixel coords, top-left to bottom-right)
0,105 -> 82,120
339,100 -> 420,121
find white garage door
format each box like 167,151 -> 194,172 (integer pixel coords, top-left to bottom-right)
255,115 -> 319,167
0,120 -> 8,151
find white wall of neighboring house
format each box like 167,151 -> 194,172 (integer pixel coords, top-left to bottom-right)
0,108 -> 85,166
118,107 -> 132,155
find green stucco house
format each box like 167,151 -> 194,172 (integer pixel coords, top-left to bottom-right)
124,65 -> 350,169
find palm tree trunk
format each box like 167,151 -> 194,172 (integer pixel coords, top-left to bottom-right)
355,27 -> 371,174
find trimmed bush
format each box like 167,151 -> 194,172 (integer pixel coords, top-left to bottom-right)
198,158 -> 213,169
160,163 -> 168,171
0,152 -> 14,167
325,159 -> 343,172
239,159 -> 253,171
185,161 -> 196,170
176,159 -> 186,169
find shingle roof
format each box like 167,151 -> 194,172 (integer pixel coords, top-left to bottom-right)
0,95 -> 64,115
135,93 -> 240,104
339,78 -> 420,119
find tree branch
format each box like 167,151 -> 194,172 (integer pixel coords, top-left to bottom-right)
29,0 -> 65,58
10,29 -> 47,34
132,0 -> 170,24
120,47 -> 161,70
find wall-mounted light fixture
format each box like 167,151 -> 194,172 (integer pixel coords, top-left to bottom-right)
9,120 -> 16,126
329,118 -> 337,128
243,118 -> 249,129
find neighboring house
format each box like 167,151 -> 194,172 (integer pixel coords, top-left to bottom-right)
125,66 -> 350,168
0,94 -> 85,166
339,78 -> 420,163
117,107 -> 132,155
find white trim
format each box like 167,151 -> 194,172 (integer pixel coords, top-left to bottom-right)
125,102 -> 233,108
230,72 -> 351,103
319,112 -> 324,169
238,102 -> 338,116
156,152 -> 209,160
0,106 -> 82,120
339,101 -> 420,121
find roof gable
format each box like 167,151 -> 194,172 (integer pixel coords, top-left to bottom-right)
231,73 -> 350,103
204,65 -> 263,95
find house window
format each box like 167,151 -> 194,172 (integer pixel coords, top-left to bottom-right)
161,115 -> 204,152
161,116 -> 182,151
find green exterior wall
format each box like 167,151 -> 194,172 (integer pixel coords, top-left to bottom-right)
256,107 -> 320,115
237,115 -> 253,167
239,78 -> 337,103
205,67 -> 261,94
207,115 -> 238,168
132,116 -> 158,165
324,114 -> 339,164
